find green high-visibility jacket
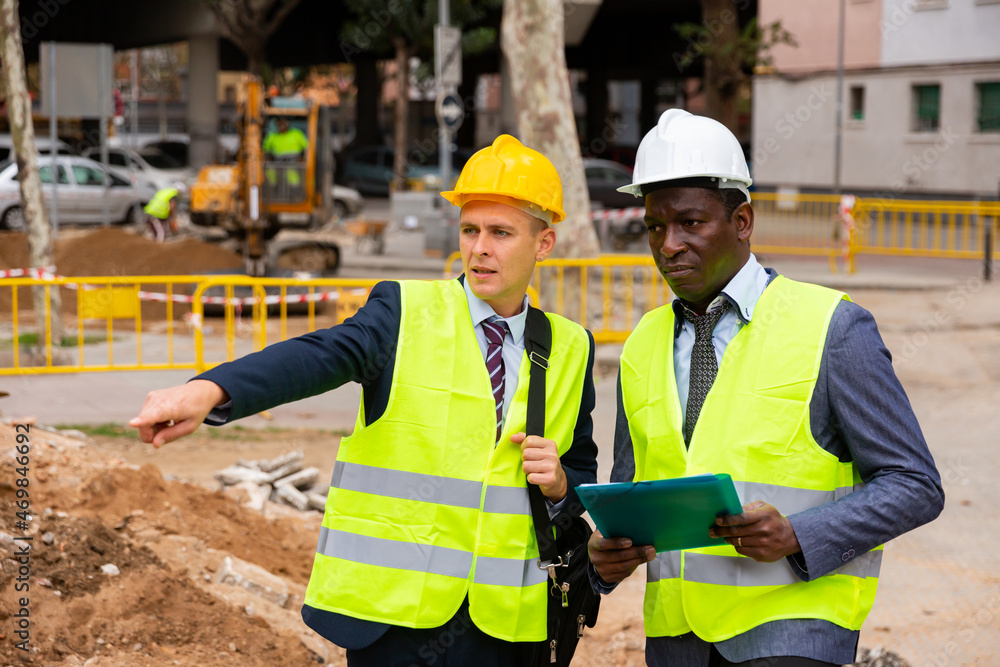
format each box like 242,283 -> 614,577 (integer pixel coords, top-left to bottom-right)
143,187 -> 179,220
620,276 -> 882,641
305,279 -> 591,642
263,128 -> 308,157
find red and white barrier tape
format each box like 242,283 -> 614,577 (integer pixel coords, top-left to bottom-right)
0,266 -> 57,279
590,207 -> 645,222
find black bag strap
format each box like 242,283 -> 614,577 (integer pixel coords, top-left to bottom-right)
524,306 -> 559,565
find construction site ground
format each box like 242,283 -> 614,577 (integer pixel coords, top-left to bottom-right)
1,224 -> 998,666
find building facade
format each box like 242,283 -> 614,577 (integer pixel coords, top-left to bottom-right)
753,0 -> 1000,198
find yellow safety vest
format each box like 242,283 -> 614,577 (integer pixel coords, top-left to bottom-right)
263,128 -> 308,156
305,279 -> 591,642
143,187 -> 178,220
620,276 -> 882,642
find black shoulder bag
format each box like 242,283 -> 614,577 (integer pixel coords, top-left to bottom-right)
524,306 -> 601,666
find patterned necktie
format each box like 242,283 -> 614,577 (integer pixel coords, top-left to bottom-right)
482,318 -> 508,442
683,301 -> 732,446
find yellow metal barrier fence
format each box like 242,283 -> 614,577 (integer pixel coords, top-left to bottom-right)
190,276 -> 380,372
750,192 -> 847,270
851,199 -> 1000,262
1,275 -> 207,375
0,275 -> 380,375
5,194 -> 997,374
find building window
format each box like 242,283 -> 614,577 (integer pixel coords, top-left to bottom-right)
976,82 -> 1000,132
912,84 -> 941,132
850,86 -> 865,121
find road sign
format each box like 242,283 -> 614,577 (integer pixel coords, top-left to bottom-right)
435,24 -> 462,87
436,92 -> 464,131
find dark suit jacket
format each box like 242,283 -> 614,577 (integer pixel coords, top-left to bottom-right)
198,278 -> 599,649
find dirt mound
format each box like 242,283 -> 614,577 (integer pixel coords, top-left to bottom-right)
0,228 -> 244,322
72,464 -> 317,583
0,423 -> 329,666
0,228 -> 243,277
32,514 -> 162,599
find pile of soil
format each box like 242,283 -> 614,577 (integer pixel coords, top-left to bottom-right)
0,228 -> 243,277
0,423 -> 326,666
0,228 -> 244,322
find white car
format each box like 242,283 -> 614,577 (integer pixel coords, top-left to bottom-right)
0,156 -> 147,231
332,184 -> 364,219
82,146 -> 194,196
0,135 -> 76,162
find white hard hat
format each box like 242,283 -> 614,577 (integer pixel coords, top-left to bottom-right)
619,109 -> 752,202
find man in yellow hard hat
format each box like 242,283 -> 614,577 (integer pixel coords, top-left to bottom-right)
129,134 -> 598,666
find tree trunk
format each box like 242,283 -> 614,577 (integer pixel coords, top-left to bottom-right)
701,0 -> 741,133
501,0 -> 599,260
391,37 -> 409,193
353,55 -> 381,148
0,0 -> 63,341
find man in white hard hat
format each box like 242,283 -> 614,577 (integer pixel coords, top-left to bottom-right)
587,109 -> 943,666
131,134 -> 598,666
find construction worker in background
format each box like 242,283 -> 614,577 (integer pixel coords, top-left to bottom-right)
130,134 -> 599,666
587,109 -> 944,667
263,116 -> 309,193
143,187 -> 179,242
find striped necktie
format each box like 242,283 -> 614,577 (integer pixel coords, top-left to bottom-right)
482,318 -> 508,443
682,300 -> 732,447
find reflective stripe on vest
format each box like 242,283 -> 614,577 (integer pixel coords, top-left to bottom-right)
304,279 -> 591,642
315,527 -> 549,588
732,480 -> 858,517
646,550 -> 882,585
621,276 -> 882,641
330,460 -> 530,514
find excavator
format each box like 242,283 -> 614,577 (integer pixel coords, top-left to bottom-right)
189,75 -> 345,276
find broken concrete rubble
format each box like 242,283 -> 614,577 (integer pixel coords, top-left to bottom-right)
215,555 -> 290,608
214,450 -> 328,513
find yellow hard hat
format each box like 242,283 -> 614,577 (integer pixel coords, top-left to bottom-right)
441,134 -> 566,223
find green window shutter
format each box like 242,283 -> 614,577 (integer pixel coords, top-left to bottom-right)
914,85 -> 941,131
977,82 -> 1000,132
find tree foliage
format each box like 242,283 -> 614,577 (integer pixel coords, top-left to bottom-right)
202,0 -> 305,74
338,0 -> 501,189
673,0 -> 796,132
339,0 -> 501,65
674,16 -> 796,88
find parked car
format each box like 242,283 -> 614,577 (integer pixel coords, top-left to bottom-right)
583,158 -> 636,210
0,135 -> 76,162
331,184 -> 364,219
582,158 -> 646,248
82,146 -> 195,196
0,156 -> 148,231
339,145 -> 471,196
140,137 -> 238,166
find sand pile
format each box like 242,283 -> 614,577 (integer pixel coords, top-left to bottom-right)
0,423 -> 331,666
